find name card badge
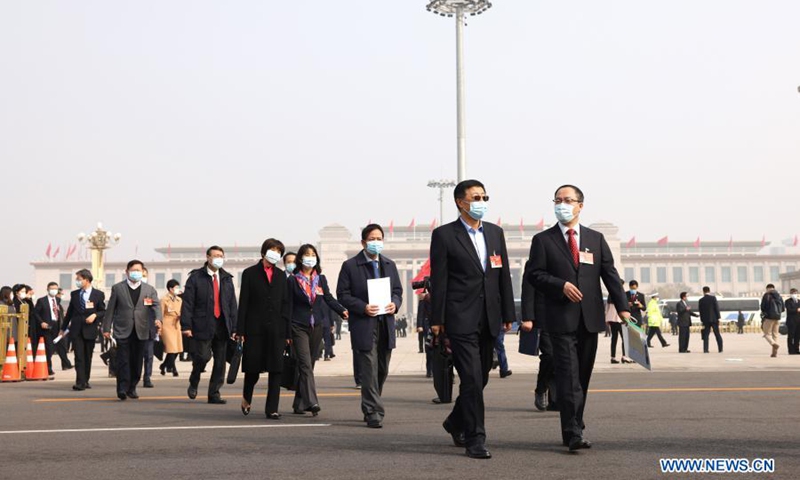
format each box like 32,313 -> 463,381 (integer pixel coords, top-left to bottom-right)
489,254 -> 503,269
85,301 -> 94,309
579,250 -> 594,265
144,298 -> 153,306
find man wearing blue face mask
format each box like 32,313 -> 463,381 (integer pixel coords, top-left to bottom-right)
337,224 -> 403,428
103,260 -> 162,400
429,180 -> 515,459
526,184 -> 630,452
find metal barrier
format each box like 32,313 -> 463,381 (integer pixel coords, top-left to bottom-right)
0,304 -> 30,371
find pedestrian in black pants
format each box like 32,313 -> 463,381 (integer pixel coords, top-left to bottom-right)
676,292 -> 698,353
698,287 -> 723,353
180,246 -> 238,405
417,293 -> 433,375
785,289 -> 800,354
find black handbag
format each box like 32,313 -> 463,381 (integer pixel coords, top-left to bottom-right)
280,346 -> 297,390
153,339 -> 164,361
226,340 -> 243,384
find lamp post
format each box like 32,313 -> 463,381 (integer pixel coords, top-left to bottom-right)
426,0 -> 493,182
77,222 -> 121,290
428,179 -> 457,225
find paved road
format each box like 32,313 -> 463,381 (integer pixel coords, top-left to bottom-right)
2,370 -> 799,479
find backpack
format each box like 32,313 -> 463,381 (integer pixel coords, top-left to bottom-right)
764,293 -> 784,320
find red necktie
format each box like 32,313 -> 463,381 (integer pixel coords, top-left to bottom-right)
567,229 -> 579,267
52,298 -> 59,320
213,274 -> 221,319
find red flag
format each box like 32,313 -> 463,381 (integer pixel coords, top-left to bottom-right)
411,259 -> 431,293
430,218 -> 437,231
496,217 -> 502,226
761,235 -> 766,247
693,237 -> 701,248
626,236 -> 636,248
409,218 -> 416,229
657,236 -> 669,246
45,243 -> 52,258
519,218 -> 524,234
535,218 -> 544,230
53,246 -> 61,258
389,220 -> 394,235
66,244 -> 77,260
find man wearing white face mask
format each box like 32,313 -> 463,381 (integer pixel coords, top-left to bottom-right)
337,224 -> 403,428
33,281 -> 64,377
785,288 -> 800,355
181,246 -> 238,404
526,184 -> 630,452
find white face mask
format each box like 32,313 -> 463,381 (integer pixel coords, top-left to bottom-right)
265,250 -> 281,265
554,203 -> 576,224
18,291 -> 27,299
792,294 -> 798,301
142,277 -> 148,284
173,287 -> 182,296
302,256 -> 317,269
48,289 -> 58,297
211,257 -> 224,269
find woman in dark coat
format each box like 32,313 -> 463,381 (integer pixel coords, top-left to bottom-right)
288,243 -> 348,416
236,238 -> 292,419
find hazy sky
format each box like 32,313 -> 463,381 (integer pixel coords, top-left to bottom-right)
2,1 -> 799,283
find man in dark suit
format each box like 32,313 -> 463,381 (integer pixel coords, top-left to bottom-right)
526,184 -> 630,452
430,179 -> 515,459
520,260 -> 557,412
181,246 -> 238,404
416,292 -> 433,377
626,280 -> 646,329
337,224 -> 404,429
32,282 -> 64,376
785,288 -> 800,355
102,260 -> 162,401
676,292 -> 698,353
698,286 -> 723,353
60,269 -> 106,391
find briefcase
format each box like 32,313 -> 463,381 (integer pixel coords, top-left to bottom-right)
226,340 -> 242,385
431,338 -> 453,404
153,340 -> 164,362
280,346 -> 298,391
518,328 -> 540,356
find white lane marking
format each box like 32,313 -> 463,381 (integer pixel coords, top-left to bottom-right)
0,424 -> 331,435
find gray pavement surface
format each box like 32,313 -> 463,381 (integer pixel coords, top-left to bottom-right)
2,361 -> 800,479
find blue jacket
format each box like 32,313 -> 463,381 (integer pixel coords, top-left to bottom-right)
336,252 -> 403,352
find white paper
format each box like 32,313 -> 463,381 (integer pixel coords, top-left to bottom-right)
53,329 -> 69,344
367,277 -> 392,315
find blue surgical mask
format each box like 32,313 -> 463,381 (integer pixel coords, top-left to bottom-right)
630,289 -> 637,295
211,258 -> 224,269
302,256 -> 317,269
365,241 -> 384,256
129,271 -> 143,283
285,263 -> 296,273
554,203 -> 575,224
467,201 -> 488,221
75,280 -> 83,289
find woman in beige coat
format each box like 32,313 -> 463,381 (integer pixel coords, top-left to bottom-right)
159,279 -> 183,377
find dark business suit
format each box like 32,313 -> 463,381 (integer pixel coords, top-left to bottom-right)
526,224 -> 628,444
62,288 -> 106,388
430,219 -> 515,448
337,251 -> 404,422
698,294 -> 723,353
521,260 -> 556,406
33,296 -> 60,374
626,291 -> 646,327
785,298 -> 800,354
676,300 -> 698,352
180,265 -> 238,401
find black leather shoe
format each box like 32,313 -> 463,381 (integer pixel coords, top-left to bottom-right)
143,379 -> 154,388
85,383 -> 92,389
568,437 -> 592,452
72,384 -> 85,391
663,343 -> 671,348
306,404 -> 321,416
126,390 -> 139,399
465,445 -> 492,459
266,412 -> 282,420
293,408 -> 306,415
187,386 -> 198,400
208,397 -> 227,405
367,418 -> 383,429
442,420 -> 466,447
534,392 -> 547,411
117,392 -> 127,401
159,364 -> 166,376
62,364 -> 74,371
500,370 -> 513,378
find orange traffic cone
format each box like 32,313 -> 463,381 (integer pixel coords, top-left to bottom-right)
24,339 -> 35,380
1,337 -> 21,382
29,337 -> 49,381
